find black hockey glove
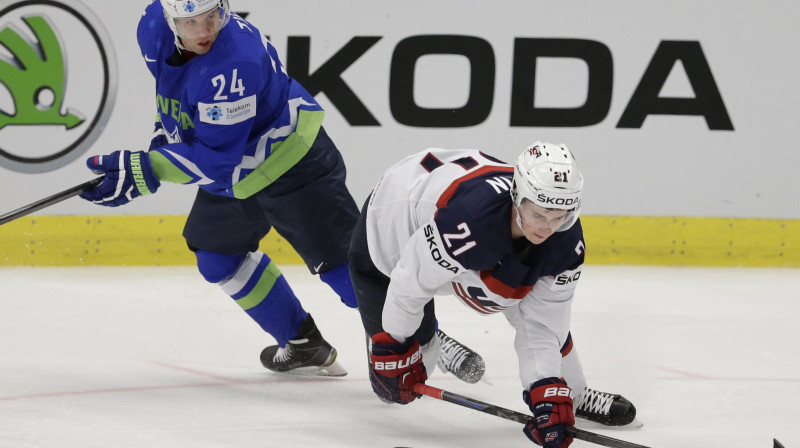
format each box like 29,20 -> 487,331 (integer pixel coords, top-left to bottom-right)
522,377 -> 575,448
369,332 -> 427,404
80,150 -> 160,207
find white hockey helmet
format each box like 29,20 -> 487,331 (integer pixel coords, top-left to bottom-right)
511,141 -> 583,232
160,0 -> 231,50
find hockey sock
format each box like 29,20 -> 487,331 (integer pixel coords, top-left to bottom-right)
319,262 -> 358,308
196,250 -> 307,346
560,332 -> 587,403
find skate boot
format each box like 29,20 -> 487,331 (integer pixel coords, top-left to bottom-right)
575,387 -> 637,426
436,329 -> 485,384
260,314 -> 347,377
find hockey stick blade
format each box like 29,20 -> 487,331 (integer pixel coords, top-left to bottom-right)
0,176 -> 104,226
414,383 -> 652,448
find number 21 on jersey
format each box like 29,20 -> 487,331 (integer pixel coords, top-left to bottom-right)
443,223 -> 477,256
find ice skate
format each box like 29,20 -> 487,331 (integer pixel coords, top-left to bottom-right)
575,387 -> 637,427
260,314 -> 347,377
436,329 -> 485,384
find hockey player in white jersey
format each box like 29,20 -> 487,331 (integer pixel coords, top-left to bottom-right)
348,143 -> 636,448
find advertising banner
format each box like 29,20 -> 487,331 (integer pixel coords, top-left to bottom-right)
1,1 -> 797,219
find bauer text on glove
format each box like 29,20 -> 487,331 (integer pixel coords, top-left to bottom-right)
369,332 -> 428,404
522,378 -> 575,448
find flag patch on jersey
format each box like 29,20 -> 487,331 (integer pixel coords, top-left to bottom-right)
451,282 -> 505,314
199,95 -> 257,125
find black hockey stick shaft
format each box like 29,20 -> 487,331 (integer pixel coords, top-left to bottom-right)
414,383 -> 653,448
0,176 -> 104,226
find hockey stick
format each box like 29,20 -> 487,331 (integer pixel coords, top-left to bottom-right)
0,176 -> 104,226
414,383 -> 652,448
414,384 -> 786,448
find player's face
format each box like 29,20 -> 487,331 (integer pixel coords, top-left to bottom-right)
514,201 -> 570,244
175,8 -> 222,54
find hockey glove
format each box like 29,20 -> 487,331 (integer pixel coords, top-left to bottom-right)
369,332 -> 427,404
522,378 -> 575,448
80,150 -> 160,207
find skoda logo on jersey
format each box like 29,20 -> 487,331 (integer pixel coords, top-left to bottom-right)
0,0 -> 117,173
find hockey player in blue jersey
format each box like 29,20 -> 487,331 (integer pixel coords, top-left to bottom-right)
78,0 -> 483,380
78,0 -> 358,376
348,143 -> 637,447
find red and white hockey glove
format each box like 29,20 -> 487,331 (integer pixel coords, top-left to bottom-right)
369,332 -> 428,404
522,378 -> 575,448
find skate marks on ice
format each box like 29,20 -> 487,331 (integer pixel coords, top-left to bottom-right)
0,265 -> 798,448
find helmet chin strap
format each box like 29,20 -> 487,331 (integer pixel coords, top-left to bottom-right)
513,205 -> 534,240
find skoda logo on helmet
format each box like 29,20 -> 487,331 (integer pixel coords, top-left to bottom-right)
184,1 -> 196,13
536,194 -> 580,208
0,1 -> 117,173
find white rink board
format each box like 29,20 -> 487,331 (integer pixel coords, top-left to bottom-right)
0,1 -> 797,219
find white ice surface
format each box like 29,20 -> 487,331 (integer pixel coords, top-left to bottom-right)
0,265 -> 797,448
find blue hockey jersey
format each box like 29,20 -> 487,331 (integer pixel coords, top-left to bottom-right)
137,1 -> 324,198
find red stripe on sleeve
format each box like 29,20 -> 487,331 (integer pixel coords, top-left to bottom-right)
560,334 -> 573,357
435,166 -> 514,209
479,270 -> 532,300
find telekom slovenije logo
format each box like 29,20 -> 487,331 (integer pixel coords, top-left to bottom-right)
0,0 -> 117,173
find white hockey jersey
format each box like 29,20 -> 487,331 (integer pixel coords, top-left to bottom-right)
366,148 -> 586,388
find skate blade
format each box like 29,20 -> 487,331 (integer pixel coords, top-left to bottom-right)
576,417 -> 644,430
436,364 -> 489,385
281,360 -> 348,377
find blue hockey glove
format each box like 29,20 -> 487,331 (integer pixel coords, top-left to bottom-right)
522,378 -> 575,448
369,332 -> 427,404
80,150 -> 160,207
